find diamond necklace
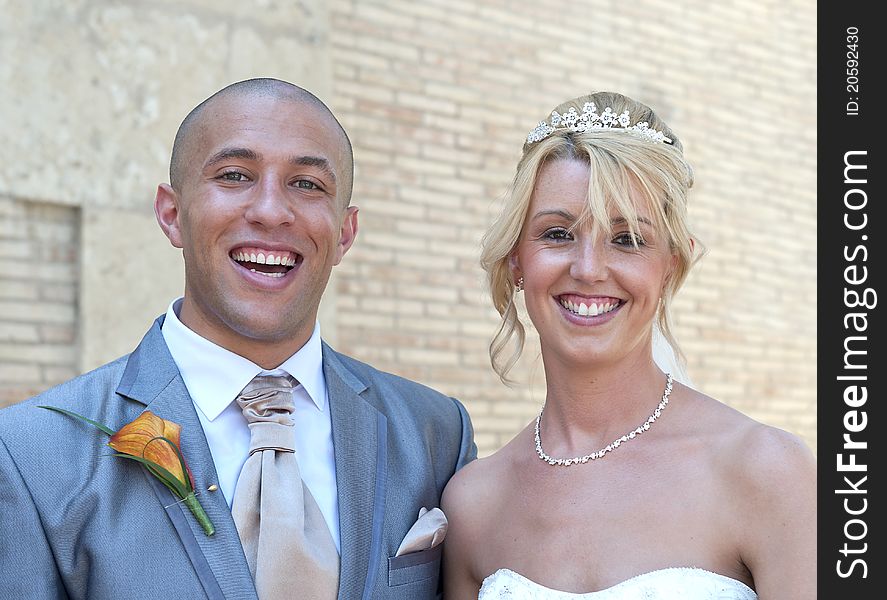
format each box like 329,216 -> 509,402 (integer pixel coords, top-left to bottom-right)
534,373 -> 674,466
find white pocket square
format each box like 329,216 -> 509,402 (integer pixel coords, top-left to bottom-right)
395,506 -> 448,557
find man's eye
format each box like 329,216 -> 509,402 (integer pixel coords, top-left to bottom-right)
543,228 -> 573,241
295,180 -> 320,190
219,171 -> 248,182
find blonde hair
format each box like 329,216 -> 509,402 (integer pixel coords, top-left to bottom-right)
481,91 -> 702,382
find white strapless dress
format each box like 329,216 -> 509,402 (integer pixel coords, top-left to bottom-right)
478,567 -> 757,599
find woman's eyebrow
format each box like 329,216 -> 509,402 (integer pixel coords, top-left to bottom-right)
531,209 -> 575,221
611,216 -> 653,226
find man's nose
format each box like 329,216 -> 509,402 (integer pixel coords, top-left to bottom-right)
244,178 -> 296,227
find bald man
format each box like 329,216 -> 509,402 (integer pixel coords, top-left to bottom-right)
0,78 -> 476,600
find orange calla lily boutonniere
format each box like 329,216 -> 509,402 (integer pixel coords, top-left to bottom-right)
38,406 -> 215,536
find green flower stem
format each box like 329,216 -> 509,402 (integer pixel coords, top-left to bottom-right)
183,492 -> 215,536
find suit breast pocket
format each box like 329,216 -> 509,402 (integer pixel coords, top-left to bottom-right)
387,543 -> 442,590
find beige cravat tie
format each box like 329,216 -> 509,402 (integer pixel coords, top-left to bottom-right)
231,374 -> 339,600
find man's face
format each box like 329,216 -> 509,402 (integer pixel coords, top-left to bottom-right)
156,93 -> 358,365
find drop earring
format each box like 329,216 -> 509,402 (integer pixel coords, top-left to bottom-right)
516,276 -> 524,292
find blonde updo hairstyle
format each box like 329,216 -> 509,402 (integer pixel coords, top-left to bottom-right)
481,91 -> 701,382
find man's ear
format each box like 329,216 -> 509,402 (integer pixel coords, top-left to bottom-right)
333,206 -> 359,265
155,183 -> 184,249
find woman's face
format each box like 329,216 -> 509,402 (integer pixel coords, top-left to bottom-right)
512,158 -> 675,368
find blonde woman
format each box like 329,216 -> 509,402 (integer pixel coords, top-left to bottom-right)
441,92 -> 815,599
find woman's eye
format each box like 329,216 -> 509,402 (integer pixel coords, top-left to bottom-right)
543,228 -> 573,241
613,232 -> 646,247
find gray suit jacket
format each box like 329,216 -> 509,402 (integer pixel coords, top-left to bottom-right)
0,317 -> 476,599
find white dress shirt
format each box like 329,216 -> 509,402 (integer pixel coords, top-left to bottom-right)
160,298 -> 340,551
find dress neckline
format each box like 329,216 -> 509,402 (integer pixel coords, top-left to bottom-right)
483,566 -> 757,597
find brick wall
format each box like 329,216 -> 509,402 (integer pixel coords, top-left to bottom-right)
330,0 -> 817,456
1,0 -> 816,458
0,196 -> 79,408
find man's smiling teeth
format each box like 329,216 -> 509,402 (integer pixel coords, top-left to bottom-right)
559,298 -> 619,317
232,250 -> 297,267
250,269 -> 285,278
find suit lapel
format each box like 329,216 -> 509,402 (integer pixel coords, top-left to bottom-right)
117,318 -> 257,600
324,346 -> 388,600
117,324 -> 389,599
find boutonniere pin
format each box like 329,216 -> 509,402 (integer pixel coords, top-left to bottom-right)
38,406 -> 215,536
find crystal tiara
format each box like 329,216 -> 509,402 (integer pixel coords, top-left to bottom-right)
526,102 -> 672,145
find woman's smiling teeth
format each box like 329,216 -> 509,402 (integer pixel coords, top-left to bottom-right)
558,297 -> 620,317
231,248 -> 299,278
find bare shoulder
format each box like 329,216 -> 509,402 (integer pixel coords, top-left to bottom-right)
443,437 -> 514,518
715,405 -> 815,492
682,392 -> 817,594
441,430 -> 527,592
441,455 -> 491,513
442,425 -> 531,534
739,420 -> 815,474
680,386 -> 816,511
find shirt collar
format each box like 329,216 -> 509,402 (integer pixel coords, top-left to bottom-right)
160,298 -> 326,421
